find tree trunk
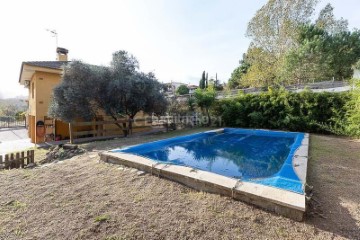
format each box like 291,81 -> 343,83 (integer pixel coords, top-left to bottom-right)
109,114 -> 124,130
128,115 -> 135,135
206,108 -> 211,127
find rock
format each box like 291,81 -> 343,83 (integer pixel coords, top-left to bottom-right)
26,163 -> 35,168
137,171 -> 146,176
39,145 -> 86,165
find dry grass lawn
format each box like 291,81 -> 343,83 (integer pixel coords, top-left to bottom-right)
0,128 -> 359,239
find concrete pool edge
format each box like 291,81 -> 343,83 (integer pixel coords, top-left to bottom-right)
99,131 -> 309,221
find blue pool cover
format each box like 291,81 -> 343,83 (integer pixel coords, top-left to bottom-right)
113,128 -> 305,194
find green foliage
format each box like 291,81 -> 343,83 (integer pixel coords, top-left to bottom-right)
199,71 -> 206,89
283,24 -> 360,83
213,80 -> 223,91
187,97 -> 196,112
228,54 -> 251,89
213,89 -> 351,134
49,51 -> 167,125
315,3 -> 348,34
354,60 -> 360,70
194,86 -> 216,125
167,97 -> 190,116
176,84 -> 189,95
282,24 -> 333,84
229,1 -> 360,88
345,80 -> 360,137
0,98 -> 27,117
329,30 -> 360,80
247,0 -> 318,54
205,72 -> 208,89
241,47 -> 279,87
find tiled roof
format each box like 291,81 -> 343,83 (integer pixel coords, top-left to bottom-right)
23,61 -> 69,69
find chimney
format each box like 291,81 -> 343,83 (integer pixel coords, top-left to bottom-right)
56,47 -> 69,61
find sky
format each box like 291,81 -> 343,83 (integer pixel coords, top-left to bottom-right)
0,0 -> 359,98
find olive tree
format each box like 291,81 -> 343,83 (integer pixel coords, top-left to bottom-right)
49,50 -> 167,131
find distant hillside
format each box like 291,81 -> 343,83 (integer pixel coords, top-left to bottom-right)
0,96 -> 27,116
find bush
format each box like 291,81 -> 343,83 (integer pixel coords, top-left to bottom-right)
345,80 -> 360,137
176,85 -> 190,95
213,88 -> 351,134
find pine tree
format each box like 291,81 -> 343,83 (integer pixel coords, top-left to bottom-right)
199,71 -> 206,89
205,72 -> 208,89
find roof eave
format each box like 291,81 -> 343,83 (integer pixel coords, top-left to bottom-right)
18,63 -> 63,85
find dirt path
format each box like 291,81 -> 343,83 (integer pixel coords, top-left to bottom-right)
0,131 -> 359,239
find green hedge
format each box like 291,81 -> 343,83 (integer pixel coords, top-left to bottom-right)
213,89 -> 353,135
345,81 -> 360,137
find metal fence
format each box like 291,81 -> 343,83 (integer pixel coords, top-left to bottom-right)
0,116 -> 26,128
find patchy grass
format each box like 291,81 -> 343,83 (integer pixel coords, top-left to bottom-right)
0,129 -> 359,239
7,200 -> 26,209
94,215 -> 111,223
25,146 -> 48,163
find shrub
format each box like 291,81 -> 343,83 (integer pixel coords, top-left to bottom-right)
345,80 -> 360,137
176,84 -> 190,95
213,88 -> 351,134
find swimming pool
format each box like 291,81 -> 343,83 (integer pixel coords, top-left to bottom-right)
101,128 -> 309,220
114,128 -> 305,193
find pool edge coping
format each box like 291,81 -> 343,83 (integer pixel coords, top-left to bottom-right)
99,129 -> 308,221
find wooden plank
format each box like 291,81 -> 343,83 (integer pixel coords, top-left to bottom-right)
73,120 -> 126,127
4,154 -> 9,169
10,153 -> 14,169
73,118 -> 146,127
15,153 -> 20,168
69,123 -> 73,144
30,150 -> 35,164
73,129 -> 123,137
73,123 -> 150,137
26,150 -> 30,165
20,152 -> 25,168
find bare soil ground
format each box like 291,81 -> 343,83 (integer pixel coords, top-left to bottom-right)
0,128 -> 359,239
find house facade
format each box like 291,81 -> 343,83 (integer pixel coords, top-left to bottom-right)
19,48 -> 150,144
19,48 -> 70,143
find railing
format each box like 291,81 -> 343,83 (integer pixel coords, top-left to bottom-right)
0,116 -> 26,128
0,150 -> 34,170
68,118 -> 154,143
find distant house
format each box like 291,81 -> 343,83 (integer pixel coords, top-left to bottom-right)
163,82 -> 199,97
163,81 -> 184,97
19,48 -> 149,144
187,85 -> 198,94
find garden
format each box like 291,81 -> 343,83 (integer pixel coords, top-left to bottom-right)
1,0 -> 360,239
